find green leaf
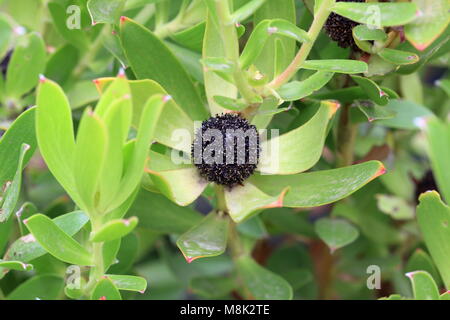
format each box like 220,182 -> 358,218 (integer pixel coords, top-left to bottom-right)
90,217 -> 138,242
36,78 -> 81,206
352,25 -> 387,41
0,143 -> 30,222
253,0 -> 296,79
176,212 -> 229,263
5,32 -> 46,100
351,75 -> 389,106
405,0 -> 450,51
376,194 -> 415,220
277,71 -> 334,101
0,259 -> 33,271
225,181 -> 289,223
231,0 -> 267,23
406,249 -> 442,287
128,188 -> 203,234
91,277 -> 122,300
236,255 -> 293,300
251,96 -> 280,129
425,119 -> 450,204
190,275 -> 236,298
354,100 -> 396,122
416,191 -> 450,289
1,211 -> 88,278
7,275 -> 64,300
24,214 -> 93,266
203,13 -> 237,115
0,14 -> 13,59
0,106 -> 36,187
251,160 -> 386,208
120,17 -> 208,121
146,152 -> 208,206
45,44 -> 79,86
440,292 -> 450,300
378,48 -> 419,66
213,95 -> 247,111
331,2 -> 418,27
406,271 -> 440,300
87,0 -> 125,24
74,109 -> 108,212
258,101 -> 338,174
377,99 -> 434,130
302,60 -> 368,74
106,274 -> 147,293
172,22 -> 205,53
315,218 -> 359,253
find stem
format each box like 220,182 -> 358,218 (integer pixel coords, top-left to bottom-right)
269,0 -> 335,89
336,104 -> 357,167
84,215 -> 105,295
215,0 -> 259,104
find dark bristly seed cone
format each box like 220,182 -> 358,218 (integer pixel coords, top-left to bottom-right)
191,113 -> 260,189
324,0 -> 365,50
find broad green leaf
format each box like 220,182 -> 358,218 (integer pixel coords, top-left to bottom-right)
201,57 -> 235,84
352,25 -> 387,41
24,214 -> 93,266
236,255 -> 293,300
67,80 -> 100,109
45,44 -> 79,86
315,218 -> 359,253
94,78 -> 194,153
365,53 -> 397,77
405,0 -> 450,51
331,2 -> 418,27
258,101 -> 338,174
406,249 -> 442,287
146,152 -> 208,206
5,32 -> 45,100
48,2 -> 89,50
190,275 -> 236,298
176,212 -> 229,263
377,99 -> 434,130
302,60 -> 368,74
172,22 -> 205,53
225,181 -> 289,223
251,96 -> 280,129
378,48 -> 419,66
240,19 -> 308,69
425,119 -> 450,204
0,107 -> 36,186
106,274 -> 147,293
0,260 -> 32,271
166,41 -> 204,84
400,73 -> 423,105
107,233 -> 138,274
120,17 -> 208,121
213,95 -> 247,111
1,211 -> 88,278
90,217 -> 138,242
91,277 -> 122,300
87,0 -> 125,24
128,188 -> 203,234
376,194 -> 415,220
251,160 -> 386,208
231,0 -> 266,23
355,100 -> 396,122
253,0 -> 296,79
0,14 -> 13,59
440,292 -> 450,300
406,271 -> 440,300
0,144 -> 29,222
277,71 -> 334,101
203,13 -> 237,115
109,95 -> 171,210
237,216 -> 268,239
36,78 -> 80,206
351,75 -> 389,106
7,275 -> 64,300
74,109 -> 107,212
416,191 -> 450,289
103,239 -> 121,271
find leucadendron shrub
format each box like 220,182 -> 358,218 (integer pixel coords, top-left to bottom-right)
0,0 -> 449,300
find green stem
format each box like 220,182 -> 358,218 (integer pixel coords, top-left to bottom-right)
215,0 -> 259,104
336,104 -> 357,167
269,0 -> 335,89
84,216 -> 105,295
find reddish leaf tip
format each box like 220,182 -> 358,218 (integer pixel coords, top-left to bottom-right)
39,74 -> 46,83
117,68 -> 126,78
99,296 -> 107,300
23,218 -> 28,224
162,95 -> 172,102
120,16 -> 128,24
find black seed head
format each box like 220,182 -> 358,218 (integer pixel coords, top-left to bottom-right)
191,113 -> 260,188
324,0 -> 365,50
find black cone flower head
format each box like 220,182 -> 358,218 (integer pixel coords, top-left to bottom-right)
191,113 -> 260,188
324,0 -> 364,50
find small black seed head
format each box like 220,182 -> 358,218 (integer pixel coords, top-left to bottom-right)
324,0 -> 365,50
191,113 -> 260,188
